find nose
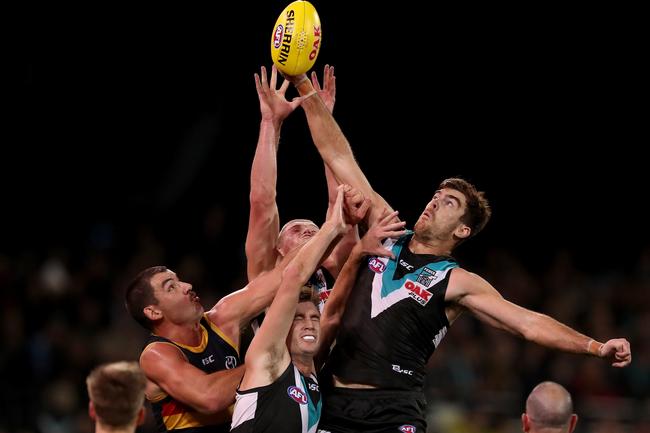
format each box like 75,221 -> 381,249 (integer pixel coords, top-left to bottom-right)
303,319 -> 315,330
183,283 -> 193,294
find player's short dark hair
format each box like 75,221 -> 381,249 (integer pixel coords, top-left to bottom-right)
439,177 -> 491,240
125,266 -> 167,330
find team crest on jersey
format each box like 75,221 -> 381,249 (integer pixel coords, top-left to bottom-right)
225,356 -> 237,369
368,257 -> 386,273
416,267 -> 437,287
287,386 -> 308,404
403,280 -> 433,306
399,425 -> 416,433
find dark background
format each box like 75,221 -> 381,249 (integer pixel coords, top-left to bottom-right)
4,2 -> 648,432
9,2 -> 647,267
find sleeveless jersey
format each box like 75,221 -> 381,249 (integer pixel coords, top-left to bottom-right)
230,363 -> 322,433
144,315 -> 240,433
326,231 -> 458,390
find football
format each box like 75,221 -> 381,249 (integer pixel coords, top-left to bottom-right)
270,1 -> 322,76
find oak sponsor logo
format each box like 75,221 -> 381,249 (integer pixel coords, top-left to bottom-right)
403,280 -> 433,306
309,26 -> 321,60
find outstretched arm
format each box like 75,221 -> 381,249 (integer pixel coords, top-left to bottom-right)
448,269 -> 632,367
140,343 -> 245,415
313,66 -> 362,276
317,209 -> 406,367
242,187 -> 349,388
288,70 -> 393,228
207,245 -> 301,346
246,65 -> 303,280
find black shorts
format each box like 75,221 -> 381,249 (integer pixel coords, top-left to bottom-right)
317,387 -> 427,433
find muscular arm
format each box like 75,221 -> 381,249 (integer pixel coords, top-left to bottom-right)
448,268 -> 632,367
140,343 -> 244,414
207,247 -> 301,345
245,118 -> 281,280
242,190 -> 348,388
292,77 -> 393,227
322,165 -> 359,277
246,65 -> 302,280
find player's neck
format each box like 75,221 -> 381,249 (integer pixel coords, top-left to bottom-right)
409,235 -> 453,256
156,320 -> 203,346
292,354 -> 315,377
95,421 -> 135,433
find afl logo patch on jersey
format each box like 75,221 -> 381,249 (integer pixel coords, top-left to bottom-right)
287,386 -> 308,404
399,425 -> 416,433
368,257 -> 386,273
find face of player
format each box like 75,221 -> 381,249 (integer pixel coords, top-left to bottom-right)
148,270 -> 204,326
287,301 -> 321,358
277,219 -> 319,256
414,188 -> 470,241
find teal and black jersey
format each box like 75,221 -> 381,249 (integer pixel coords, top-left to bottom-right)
230,363 -> 321,433
143,314 -> 240,433
326,231 -> 458,391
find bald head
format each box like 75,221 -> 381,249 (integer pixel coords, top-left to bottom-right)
523,382 -> 577,432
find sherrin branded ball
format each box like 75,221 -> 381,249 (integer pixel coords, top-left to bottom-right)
270,0 -> 322,76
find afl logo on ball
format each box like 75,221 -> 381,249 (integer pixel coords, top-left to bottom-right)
287,386 -> 308,404
273,25 -> 284,49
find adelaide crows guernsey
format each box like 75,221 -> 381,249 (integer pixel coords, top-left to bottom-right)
326,231 -> 458,390
230,363 -> 322,433
144,315 -> 240,433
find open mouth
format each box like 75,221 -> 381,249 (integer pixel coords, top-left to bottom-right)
301,335 -> 316,342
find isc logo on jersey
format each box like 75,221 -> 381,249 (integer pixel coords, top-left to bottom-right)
403,280 -> 433,306
368,257 -> 386,273
287,386 -> 308,404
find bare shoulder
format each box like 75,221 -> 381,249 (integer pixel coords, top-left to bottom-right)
140,342 -> 186,376
447,267 -> 490,301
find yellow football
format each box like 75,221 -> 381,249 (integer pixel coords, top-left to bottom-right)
270,1 -> 322,76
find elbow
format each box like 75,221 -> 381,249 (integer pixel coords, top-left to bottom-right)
249,189 -> 276,209
519,313 -> 545,342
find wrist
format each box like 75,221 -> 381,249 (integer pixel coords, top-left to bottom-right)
293,76 -> 314,96
260,118 -> 282,129
587,339 -> 604,357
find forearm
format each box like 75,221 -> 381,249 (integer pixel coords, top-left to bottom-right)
286,221 -> 341,283
322,245 -> 363,323
526,313 -> 601,356
294,79 -> 358,181
250,119 -> 281,202
204,365 -> 245,412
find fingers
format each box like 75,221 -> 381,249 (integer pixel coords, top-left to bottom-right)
270,64 -> 278,91
254,73 -> 263,96
260,66 -> 269,92
279,78 -> 290,95
354,198 -> 371,220
311,70 -> 322,91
